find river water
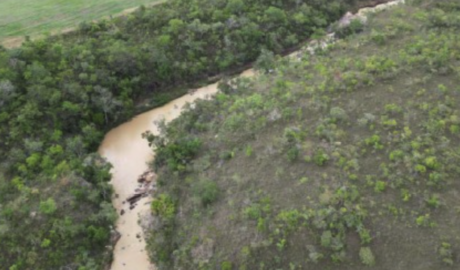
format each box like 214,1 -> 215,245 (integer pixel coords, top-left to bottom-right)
97,0 -> 405,268
98,70 -> 254,270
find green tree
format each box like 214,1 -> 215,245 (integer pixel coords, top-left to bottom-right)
39,198 -> 57,215
91,86 -> 122,125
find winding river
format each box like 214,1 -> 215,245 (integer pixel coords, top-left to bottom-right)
98,1 -> 404,269
98,70 -> 254,270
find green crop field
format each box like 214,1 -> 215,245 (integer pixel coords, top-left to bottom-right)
0,0 -> 162,43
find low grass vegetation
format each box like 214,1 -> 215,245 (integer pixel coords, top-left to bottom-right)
147,0 -> 460,269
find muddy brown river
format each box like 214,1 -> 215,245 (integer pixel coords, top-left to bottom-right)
98,70 -> 254,270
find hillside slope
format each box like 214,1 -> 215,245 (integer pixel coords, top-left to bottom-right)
147,1 -> 460,269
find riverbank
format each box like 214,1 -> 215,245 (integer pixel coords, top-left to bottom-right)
99,70 -> 255,269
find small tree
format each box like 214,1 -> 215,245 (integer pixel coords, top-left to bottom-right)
0,80 -> 15,106
193,179 -> 219,206
254,49 -> 276,73
91,86 -> 122,125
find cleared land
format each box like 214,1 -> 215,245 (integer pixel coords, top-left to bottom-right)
0,0 -> 163,46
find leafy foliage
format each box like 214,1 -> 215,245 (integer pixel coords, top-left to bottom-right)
151,194 -> 176,220
359,247 -> 376,266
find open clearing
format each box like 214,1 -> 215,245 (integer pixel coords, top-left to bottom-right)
0,0 -> 163,46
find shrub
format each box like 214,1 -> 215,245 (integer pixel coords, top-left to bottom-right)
254,49 -> 277,73
321,230 -> 333,248
357,113 -> 376,127
359,247 -> 376,266
309,250 -> 324,264
287,147 -> 300,162
193,179 -> 220,206
220,150 -> 235,160
39,198 -> 57,215
370,29 -> 387,45
151,194 -> 176,220
384,103 -> 402,115
425,195 -> 441,208
424,156 -> 439,170
449,124 -> 460,134
243,205 -> 262,220
416,214 -> 435,227
330,107 -> 348,123
415,164 -> 427,174
401,189 -> 412,202
41,239 -> 51,248
439,242 -> 454,265
245,145 -> 253,157
283,127 -> 306,145
221,261 -> 233,270
336,19 -> 365,38
374,181 -> 386,193
389,150 -> 404,161
364,134 -> 383,150
382,118 -> 398,128
428,172 -> 444,186
284,127 -> 305,162
359,229 -> 372,244
313,149 -> 329,166
155,138 -> 202,172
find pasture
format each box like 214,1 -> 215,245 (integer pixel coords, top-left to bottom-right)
0,0 -> 163,46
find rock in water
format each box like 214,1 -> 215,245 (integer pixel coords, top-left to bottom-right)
137,170 -> 156,183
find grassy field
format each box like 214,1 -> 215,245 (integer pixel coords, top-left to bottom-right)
147,1 -> 460,269
0,0 -> 163,44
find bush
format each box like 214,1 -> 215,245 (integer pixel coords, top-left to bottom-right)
439,242 -> 454,265
330,107 -> 348,123
313,149 -> 329,166
151,194 -> 176,220
359,247 -> 376,266
221,261 -> 233,270
389,150 -> 404,161
374,181 -> 387,193
155,138 -> 202,172
370,29 -> 387,45
364,134 -> 383,150
254,49 -> 277,73
193,179 -> 220,206
336,19 -> 365,38
39,198 -> 57,215
287,147 -> 300,162
424,156 -> 440,170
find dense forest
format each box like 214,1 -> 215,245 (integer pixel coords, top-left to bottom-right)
147,0 -> 460,269
0,0 -> 372,269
